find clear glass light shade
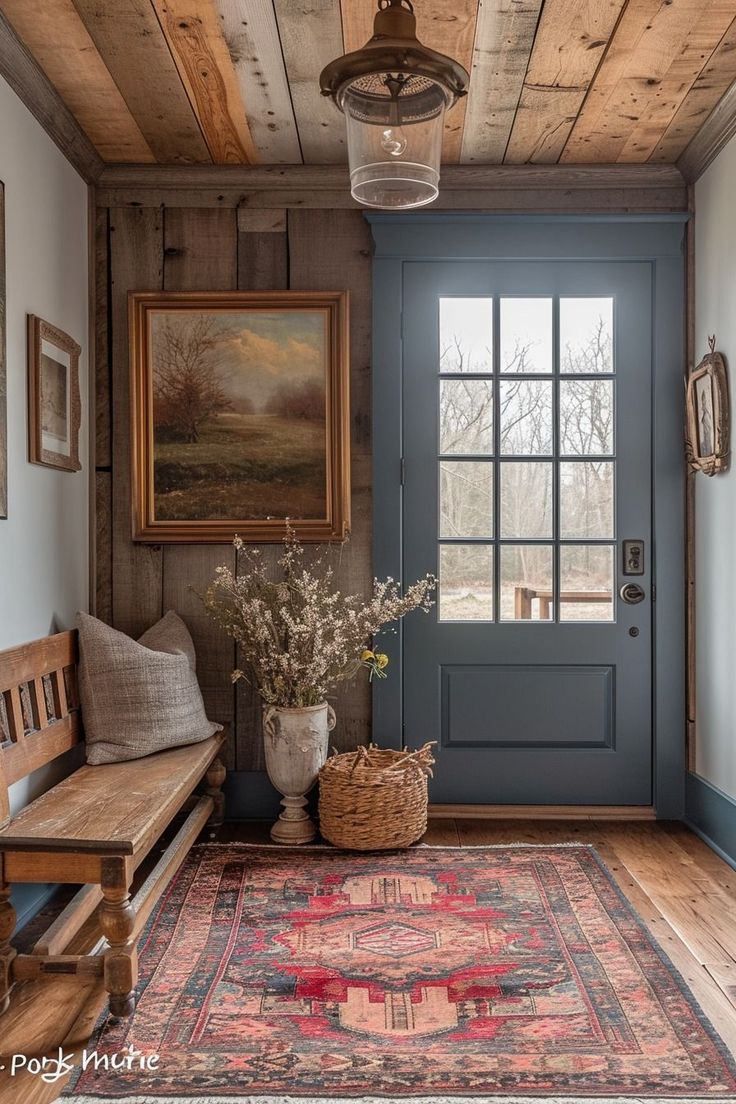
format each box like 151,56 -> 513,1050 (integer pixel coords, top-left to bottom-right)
342,73 -> 448,209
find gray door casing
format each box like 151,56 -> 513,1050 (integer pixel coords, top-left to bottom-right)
368,215 -> 686,817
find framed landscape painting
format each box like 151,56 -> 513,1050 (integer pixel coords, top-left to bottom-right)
130,291 -> 350,542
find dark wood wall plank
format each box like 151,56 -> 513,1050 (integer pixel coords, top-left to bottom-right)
161,208 -> 239,766
99,204 -> 373,775
288,209 -> 373,753
233,208 -> 289,772
94,208 -> 110,469
95,470 -> 112,623
109,207 -> 164,637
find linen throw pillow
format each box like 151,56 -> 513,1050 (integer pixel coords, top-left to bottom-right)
77,610 -> 222,765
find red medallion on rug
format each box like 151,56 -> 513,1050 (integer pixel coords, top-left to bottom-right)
69,844 -> 736,1100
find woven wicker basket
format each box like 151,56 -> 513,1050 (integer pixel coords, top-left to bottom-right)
318,743 -> 435,851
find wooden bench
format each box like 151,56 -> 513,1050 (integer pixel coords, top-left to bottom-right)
0,629 -> 226,1018
514,587 -> 612,619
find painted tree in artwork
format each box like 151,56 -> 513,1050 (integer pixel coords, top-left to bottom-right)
153,315 -> 233,443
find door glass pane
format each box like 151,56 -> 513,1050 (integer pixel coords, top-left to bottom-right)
440,379 -> 493,454
500,545 -> 553,621
500,379 -> 553,455
439,544 -> 493,621
560,379 -> 614,455
439,298 -> 493,373
440,461 -> 493,538
560,545 -> 614,622
500,298 -> 553,374
560,461 -> 614,538
560,298 -> 613,374
500,462 -> 552,538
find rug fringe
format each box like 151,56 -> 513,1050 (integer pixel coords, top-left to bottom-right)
65,1094 -> 736,1103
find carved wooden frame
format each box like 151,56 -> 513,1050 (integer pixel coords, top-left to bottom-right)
130,290 -> 351,543
685,339 -> 730,476
27,314 -> 82,473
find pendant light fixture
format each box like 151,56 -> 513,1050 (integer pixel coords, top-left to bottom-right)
320,0 -> 469,210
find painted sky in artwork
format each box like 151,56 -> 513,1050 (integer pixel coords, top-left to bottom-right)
151,309 -> 326,411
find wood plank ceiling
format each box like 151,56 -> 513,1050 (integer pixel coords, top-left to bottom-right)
1,0 -> 735,166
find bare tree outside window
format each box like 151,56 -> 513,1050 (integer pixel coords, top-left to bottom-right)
437,298 -> 615,621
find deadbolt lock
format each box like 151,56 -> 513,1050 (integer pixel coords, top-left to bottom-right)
619,582 -> 646,605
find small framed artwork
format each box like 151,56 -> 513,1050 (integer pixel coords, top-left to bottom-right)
130,291 -> 350,543
685,336 -> 729,476
27,315 -> 82,472
0,183 -> 6,517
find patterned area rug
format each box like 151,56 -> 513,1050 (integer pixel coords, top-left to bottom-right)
68,844 -> 736,1102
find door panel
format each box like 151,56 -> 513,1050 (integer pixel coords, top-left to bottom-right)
402,261 -> 652,805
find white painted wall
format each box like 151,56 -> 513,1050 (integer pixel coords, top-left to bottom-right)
0,75 -> 89,922
694,133 -> 736,801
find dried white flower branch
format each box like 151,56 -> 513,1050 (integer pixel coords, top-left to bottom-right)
202,526 -> 436,708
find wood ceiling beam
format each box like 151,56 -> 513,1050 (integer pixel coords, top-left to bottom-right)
504,0 -> 626,164
272,0 -> 346,164
562,0 -> 734,165
677,78 -> 736,182
150,0 -> 257,165
652,18 -> 736,164
0,9 -> 102,182
0,0 -> 154,164
95,162 -> 688,212
213,0 -> 301,165
70,0 -> 211,165
460,0 -> 544,164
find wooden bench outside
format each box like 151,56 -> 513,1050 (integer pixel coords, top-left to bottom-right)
0,629 -> 226,1018
514,587 -> 613,620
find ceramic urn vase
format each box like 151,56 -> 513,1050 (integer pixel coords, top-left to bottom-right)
262,701 -> 336,844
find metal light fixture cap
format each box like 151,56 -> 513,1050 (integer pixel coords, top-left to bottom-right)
319,0 -> 469,109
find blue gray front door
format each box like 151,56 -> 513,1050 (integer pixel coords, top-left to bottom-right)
401,261 -> 652,805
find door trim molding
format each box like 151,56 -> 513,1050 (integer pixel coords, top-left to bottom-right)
370,215 -> 686,818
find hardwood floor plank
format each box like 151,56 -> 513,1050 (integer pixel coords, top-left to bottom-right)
653,16 -> 736,161
422,818 -> 461,845
706,961 -> 736,1011
151,0 -> 257,164
461,0 -> 543,164
273,0 -> 346,163
505,0 -> 625,163
340,0 -> 479,163
0,0 -> 154,162
71,0 -> 210,164
214,0 -> 301,164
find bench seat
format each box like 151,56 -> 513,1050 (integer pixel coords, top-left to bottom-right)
0,628 -> 228,1018
0,733 -> 225,856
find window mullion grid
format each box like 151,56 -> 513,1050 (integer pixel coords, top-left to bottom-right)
553,295 -> 560,623
492,294 -> 501,623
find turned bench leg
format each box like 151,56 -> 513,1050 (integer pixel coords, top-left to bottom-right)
206,756 -> 226,838
99,859 -> 137,1018
0,866 -> 17,1014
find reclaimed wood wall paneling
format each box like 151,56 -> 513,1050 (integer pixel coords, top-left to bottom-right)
99,204 -> 373,773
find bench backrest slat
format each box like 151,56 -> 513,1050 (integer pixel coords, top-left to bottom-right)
0,630 -> 81,827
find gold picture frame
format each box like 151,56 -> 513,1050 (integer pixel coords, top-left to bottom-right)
130,290 -> 351,543
27,315 -> 82,473
685,336 -> 729,476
